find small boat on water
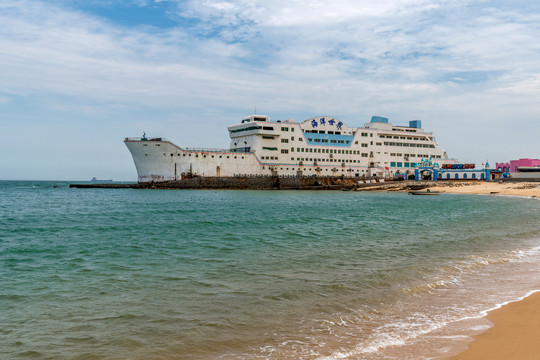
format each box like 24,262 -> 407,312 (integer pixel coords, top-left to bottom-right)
91,177 -> 113,183
408,189 -> 440,195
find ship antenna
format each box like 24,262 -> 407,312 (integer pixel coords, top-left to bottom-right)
254,106 -> 257,114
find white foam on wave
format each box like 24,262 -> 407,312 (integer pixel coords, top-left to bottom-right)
318,246 -> 540,360
319,291 -> 540,360
477,289 -> 540,318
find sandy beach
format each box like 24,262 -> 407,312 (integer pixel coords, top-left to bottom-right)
435,181 -> 540,360
405,180 -> 540,359
450,291 -> 540,360
429,181 -> 540,198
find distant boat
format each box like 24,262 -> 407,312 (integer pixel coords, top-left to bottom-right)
91,177 -> 113,183
408,190 -> 440,195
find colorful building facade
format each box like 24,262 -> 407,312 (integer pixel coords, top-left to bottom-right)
496,158 -> 540,173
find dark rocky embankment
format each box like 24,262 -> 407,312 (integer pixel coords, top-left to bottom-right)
70,177 -> 445,190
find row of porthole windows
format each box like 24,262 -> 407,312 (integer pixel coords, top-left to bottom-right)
146,153 -> 247,160
438,173 -> 484,179
262,167 -> 366,172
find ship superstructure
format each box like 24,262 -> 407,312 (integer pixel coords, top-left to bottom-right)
124,115 -> 456,182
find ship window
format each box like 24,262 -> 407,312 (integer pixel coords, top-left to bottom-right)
143,144 -> 148,146
189,154 -> 191,156
145,154 -> 148,156
227,156 -> 230,158
171,153 -> 173,156
212,155 -> 214,158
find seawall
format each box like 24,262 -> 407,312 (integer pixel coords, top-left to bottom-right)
70,177 -> 410,190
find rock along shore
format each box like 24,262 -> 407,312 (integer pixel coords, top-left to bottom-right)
70,177 -> 428,190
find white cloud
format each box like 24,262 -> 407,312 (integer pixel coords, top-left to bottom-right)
174,0 -> 454,27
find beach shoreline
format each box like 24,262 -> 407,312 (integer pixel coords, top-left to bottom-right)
429,181 -> 540,360
427,181 -> 540,198
449,290 -> 540,360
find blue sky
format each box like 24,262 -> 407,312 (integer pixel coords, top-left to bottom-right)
1,0 -> 540,180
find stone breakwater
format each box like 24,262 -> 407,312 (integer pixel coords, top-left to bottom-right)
70,177 -> 435,190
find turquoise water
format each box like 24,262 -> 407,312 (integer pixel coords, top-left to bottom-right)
2,181 -> 540,359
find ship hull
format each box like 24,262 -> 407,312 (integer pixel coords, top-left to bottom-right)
124,139 -> 266,182
124,138 -> 379,182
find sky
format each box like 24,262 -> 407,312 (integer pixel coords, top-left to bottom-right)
1,0 -> 540,180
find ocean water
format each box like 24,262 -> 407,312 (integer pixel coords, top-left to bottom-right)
2,180 -> 540,360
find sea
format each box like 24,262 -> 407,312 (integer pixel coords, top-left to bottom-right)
2,180 -> 540,360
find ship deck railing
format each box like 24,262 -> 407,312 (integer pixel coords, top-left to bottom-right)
182,147 -> 253,153
125,137 -> 171,142
124,138 -> 253,154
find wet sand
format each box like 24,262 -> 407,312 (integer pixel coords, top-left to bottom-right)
421,181 -> 540,359
450,291 -> 540,360
430,181 -> 540,198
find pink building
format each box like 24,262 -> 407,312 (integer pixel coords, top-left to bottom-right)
496,158 -> 540,173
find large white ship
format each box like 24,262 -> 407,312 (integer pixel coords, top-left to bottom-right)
125,115 -> 456,182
